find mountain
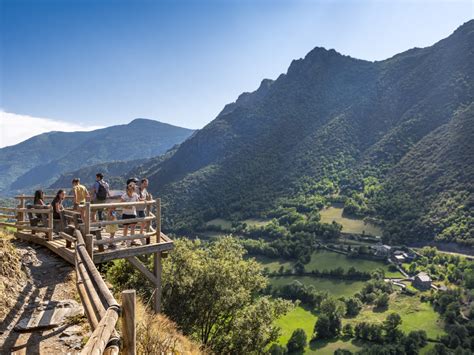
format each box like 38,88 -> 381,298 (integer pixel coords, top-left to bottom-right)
375,103 -> 474,246
49,159 -> 149,189
0,119 -> 195,195
134,21 -> 473,245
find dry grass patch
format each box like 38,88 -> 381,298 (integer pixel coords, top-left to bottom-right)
0,231 -> 28,320
134,300 -> 203,355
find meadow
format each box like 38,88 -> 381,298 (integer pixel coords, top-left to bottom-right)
256,250 -> 403,278
343,294 -> 445,339
269,276 -> 367,298
319,206 -> 382,236
274,293 -> 444,354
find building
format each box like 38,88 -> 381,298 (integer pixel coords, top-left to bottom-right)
392,250 -> 410,263
412,272 -> 432,290
374,243 -> 392,258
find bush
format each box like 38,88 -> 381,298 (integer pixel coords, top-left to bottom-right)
269,343 -> 287,355
287,328 -> 307,353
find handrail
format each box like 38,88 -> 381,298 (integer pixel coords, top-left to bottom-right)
74,229 -> 121,355
89,199 -> 156,209
15,195 -> 75,200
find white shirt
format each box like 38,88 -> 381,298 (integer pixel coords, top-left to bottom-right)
136,188 -> 149,212
121,192 -> 139,215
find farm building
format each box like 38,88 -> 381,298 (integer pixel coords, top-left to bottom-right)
374,243 -> 391,257
413,272 -> 432,290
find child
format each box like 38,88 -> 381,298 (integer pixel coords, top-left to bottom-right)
106,208 -> 118,249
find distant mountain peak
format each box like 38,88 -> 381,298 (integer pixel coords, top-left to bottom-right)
128,118 -> 159,125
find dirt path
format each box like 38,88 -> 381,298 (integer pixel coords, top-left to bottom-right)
0,239 -> 88,354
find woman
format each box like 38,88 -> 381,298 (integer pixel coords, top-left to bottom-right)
121,182 -> 140,246
33,189 -> 47,223
33,190 -> 46,206
51,189 -> 65,233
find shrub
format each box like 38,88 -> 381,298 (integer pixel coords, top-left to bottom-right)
287,328 -> 307,353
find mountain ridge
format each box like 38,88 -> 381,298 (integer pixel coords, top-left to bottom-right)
134,20 -> 473,244
0,119 -> 195,195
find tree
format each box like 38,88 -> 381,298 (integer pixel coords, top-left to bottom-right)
314,298 -> 345,339
108,237 -> 292,354
342,323 -> 354,338
334,350 -> 353,355
383,313 -> 402,332
344,297 -> 363,317
269,343 -> 287,355
375,293 -> 389,309
287,328 -> 307,353
314,314 -> 332,339
383,312 -> 403,343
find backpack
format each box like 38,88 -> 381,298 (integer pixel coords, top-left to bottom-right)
96,180 -> 108,200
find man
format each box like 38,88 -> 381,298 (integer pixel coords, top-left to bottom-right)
137,178 -> 152,235
92,173 -> 110,221
72,178 -> 89,221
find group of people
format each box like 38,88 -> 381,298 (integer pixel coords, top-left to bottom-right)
32,173 -> 152,247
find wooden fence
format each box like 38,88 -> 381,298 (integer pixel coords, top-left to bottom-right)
0,193 -> 175,354
76,228 -> 137,354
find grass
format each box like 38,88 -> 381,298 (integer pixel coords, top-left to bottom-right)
269,276 -> 366,298
256,250 -> 403,278
274,307 -> 363,354
308,338 -> 363,354
242,218 -> 271,227
320,206 -> 382,236
273,293 -> 443,354
205,218 -> 233,230
275,306 -> 317,346
343,294 -> 445,339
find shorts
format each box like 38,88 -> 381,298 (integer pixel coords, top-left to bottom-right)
137,210 -> 146,218
122,214 -> 137,226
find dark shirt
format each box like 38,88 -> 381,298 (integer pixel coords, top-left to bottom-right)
51,197 -> 62,220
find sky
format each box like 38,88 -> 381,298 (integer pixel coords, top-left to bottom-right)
0,0 -> 473,147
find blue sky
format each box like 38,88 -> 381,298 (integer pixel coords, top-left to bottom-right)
1,0 -> 473,133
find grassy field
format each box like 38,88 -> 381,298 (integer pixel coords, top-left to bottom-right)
274,294 -> 443,354
308,339 -> 363,354
205,218 -> 233,230
344,294 -> 445,339
270,276 -> 366,298
275,307 -> 363,354
320,206 -> 382,236
242,218 -> 271,227
275,306 -> 317,346
256,250 -> 403,278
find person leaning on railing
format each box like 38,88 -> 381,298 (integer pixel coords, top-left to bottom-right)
121,181 -> 140,246
51,189 -> 65,233
137,178 -> 152,235
72,177 -> 90,222
92,173 -> 111,222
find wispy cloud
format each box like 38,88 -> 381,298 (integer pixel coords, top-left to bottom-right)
0,111 -> 103,148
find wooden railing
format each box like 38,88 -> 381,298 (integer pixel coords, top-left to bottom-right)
0,205 -> 54,239
74,229 -> 122,354
0,194 -> 171,354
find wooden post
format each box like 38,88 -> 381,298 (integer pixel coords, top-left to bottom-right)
85,233 -> 94,258
48,205 -> 54,240
85,202 -> 91,236
153,252 -> 162,313
156,198 -> 161,244
145,202 -> 151,245
121,290 -> 136,355
17,194 -> 25,226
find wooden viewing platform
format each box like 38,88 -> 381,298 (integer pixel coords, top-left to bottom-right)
0,194 -> 174,354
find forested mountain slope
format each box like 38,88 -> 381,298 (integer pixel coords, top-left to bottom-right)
136,21 -> 474,244
375,104 -> 474,245
0,119 -> 194,194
